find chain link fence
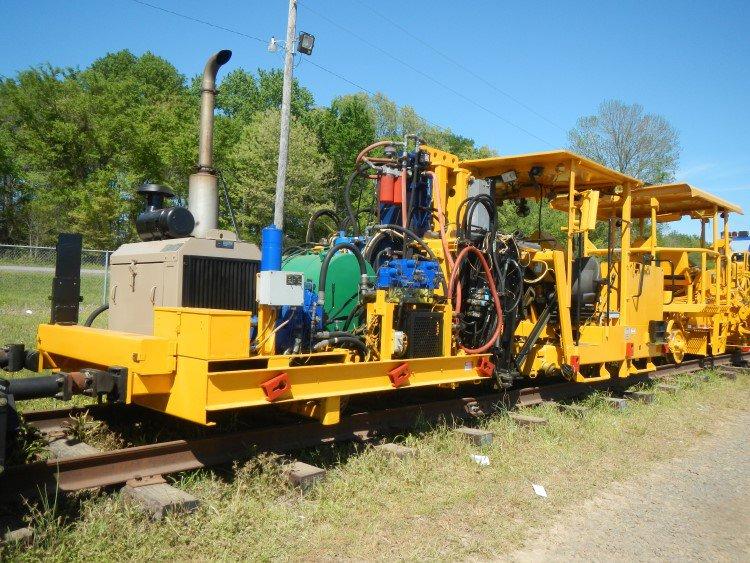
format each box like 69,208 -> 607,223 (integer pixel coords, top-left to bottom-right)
0,244 -> 112,345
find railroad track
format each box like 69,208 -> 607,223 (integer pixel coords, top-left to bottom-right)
2,353 -> 746,501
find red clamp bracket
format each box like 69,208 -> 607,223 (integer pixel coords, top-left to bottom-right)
625,342 -> 634,359
475,357 -> 495,378
261,372 -> 291,402
388,363 -> 411,388
570,355 -> 580,374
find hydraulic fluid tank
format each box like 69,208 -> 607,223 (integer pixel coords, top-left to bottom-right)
283,251 -> 374,330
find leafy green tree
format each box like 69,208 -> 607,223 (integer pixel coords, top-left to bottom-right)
228,109 -> 334,244
0,51 -> 196,248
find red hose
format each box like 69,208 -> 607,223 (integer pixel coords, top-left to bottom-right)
426,171 -> 461,303
448,246 -> 504,354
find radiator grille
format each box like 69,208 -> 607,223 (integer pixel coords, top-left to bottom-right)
404,310 -> 443,358
182,255 -> 259,312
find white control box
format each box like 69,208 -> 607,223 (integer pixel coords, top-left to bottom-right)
257,270 -> 305,306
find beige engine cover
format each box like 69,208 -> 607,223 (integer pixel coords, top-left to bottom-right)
108,230 -> 260,335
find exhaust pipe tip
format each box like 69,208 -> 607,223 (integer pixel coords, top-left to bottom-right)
215,49 -> 232,66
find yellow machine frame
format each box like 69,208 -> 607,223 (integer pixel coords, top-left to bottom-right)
33,146 -> 746,424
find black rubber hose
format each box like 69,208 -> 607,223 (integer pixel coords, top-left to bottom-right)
84,303 -> 109,327
319,242 -> 368,328
344,163 -> 370,235
344,302 -> 363,331
312,336 -> 367,360
306,209 -> 342,243
314,330 -> 359,340
312,336 -> 366,353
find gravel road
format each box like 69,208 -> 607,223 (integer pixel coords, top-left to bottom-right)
510,410 -> 750,562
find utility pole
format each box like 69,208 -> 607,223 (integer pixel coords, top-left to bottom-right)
273,0 -> 297,230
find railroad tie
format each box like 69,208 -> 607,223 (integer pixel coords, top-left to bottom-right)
717,368 -> 738,381
122,476 -> 200,521
550,402 -> 589,416
604,397 -> 628,411
508,413 -> 548,427
40,430 -> 199,520
283,461 -> 326,491
454,426 -> 493,446
623,390 -> 655,404
374,442 -> 417,459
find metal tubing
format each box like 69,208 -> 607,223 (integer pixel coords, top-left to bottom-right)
8,375 -> 60,401
189,50 -> 232,238
198,50 -> 231,170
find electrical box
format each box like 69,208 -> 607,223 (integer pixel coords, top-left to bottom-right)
257,271 -> 305,306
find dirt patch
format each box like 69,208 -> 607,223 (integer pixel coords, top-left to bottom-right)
510,410 -> 750,562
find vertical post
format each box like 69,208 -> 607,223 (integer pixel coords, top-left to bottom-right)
619,183 -> 632,327
712,210 -> 720,305
723,212 -> 730,306
273,0 -> 297,230
650,198 -> 658,257
700,219 -> 706,304
102,250 -> 110,305
566,164 -> 576,299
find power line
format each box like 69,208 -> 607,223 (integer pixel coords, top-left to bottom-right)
298,2 -> 554,147
125,0 -> 450,133
352,0 -> 566,132
302,58 -> 375,97
127,0 -> 265,43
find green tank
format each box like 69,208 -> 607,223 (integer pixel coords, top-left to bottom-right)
283,250 -> 374,330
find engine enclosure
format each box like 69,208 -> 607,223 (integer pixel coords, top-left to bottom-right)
108,230 -> 260,334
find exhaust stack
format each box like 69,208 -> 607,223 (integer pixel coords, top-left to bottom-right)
189,49 -> 232,238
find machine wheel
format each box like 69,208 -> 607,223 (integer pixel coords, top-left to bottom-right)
667,321 -> 687,363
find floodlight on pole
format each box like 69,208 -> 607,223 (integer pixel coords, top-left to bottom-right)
297,32 -> 315,55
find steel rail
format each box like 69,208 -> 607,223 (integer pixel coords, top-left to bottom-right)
2,353 -> 744,500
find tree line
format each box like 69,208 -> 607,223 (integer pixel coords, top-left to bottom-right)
0,50 -> 688,250
0,50 -> 494,249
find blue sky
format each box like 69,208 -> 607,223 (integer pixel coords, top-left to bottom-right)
1,0 -> 748,237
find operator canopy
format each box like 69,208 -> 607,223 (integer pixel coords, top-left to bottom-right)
595,183 -> 743,221
461,149 -> 641,201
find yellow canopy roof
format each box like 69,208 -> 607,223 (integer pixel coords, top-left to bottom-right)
460,150 -> 641,198
596,183 -> 743,220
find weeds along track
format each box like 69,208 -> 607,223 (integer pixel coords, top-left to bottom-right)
3,353 -> 747,501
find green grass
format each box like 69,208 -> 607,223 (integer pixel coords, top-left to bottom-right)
0,270 -> 105,412
0,270 -> 107,347
1,371 -> 747,560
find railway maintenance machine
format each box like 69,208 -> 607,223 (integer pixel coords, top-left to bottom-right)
1,50 -> 748,473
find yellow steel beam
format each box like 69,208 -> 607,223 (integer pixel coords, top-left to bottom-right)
37,324 -> 176,375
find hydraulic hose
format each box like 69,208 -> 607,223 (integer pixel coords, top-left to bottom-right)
318,242 -> 368,328
355,140 -> 402,165
306,209 -> 342,243
344,163 -> 370,234
312,336 -> 366,359
84,303 -> 109,327
427,171 -> 460,302
314,330 -> 358,340
448,246 -> 504,354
